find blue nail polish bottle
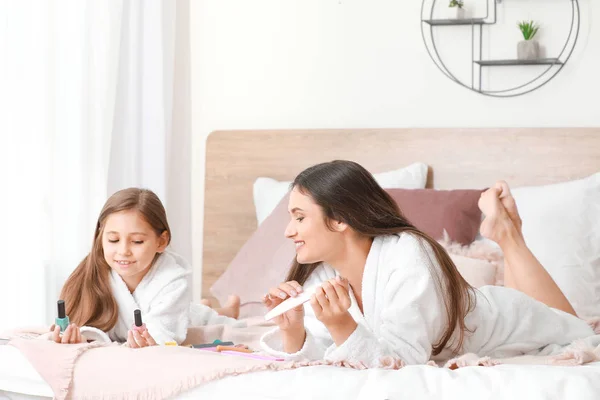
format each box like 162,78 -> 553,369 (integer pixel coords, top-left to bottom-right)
55,300 -> 70,332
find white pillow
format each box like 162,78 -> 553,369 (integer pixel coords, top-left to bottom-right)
252,162 -> 429,225
511,172 -> 600,318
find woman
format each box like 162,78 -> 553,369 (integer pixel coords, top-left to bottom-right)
260,160 -> 596,367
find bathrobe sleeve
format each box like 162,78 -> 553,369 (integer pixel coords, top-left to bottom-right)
143,272 -> 192,345
81,275 -> 191,345
324,235 -> 447,366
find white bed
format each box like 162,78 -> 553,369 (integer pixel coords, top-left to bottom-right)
0,346 -> 52,400
2,344 -> 600,400
2,128 -> 599,400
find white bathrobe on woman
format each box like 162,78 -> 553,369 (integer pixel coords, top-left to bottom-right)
81,249 -> 241,345
260,234 -> 597,366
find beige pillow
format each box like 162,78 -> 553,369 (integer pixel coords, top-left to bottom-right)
439,234 -> 505,287
448,253 -> 497,288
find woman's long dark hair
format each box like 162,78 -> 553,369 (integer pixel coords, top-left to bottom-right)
285,160 -> 476,356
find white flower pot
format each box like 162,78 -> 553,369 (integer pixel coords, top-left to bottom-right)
517,40 -> 540,60
448,7 -> 465,19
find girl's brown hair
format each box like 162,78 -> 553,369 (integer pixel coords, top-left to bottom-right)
60,188 -> 171,331
285,160 -> 476,356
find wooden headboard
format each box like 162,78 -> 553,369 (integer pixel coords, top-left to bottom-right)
203,128 -> 600,300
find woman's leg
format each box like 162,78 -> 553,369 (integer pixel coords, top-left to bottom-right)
492,181 -> 519,291
479,183 -> 577,316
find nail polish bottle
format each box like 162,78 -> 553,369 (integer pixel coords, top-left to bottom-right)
132,309 -> 146,332
55,300 -> 70,333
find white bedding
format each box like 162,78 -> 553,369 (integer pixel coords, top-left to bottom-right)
0,346 -> 52,399
2,345 -> 600,400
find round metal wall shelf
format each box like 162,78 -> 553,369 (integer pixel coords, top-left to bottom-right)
420,0 -> 580,97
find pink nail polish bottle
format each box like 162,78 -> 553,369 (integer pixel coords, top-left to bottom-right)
132,309 -> 146,332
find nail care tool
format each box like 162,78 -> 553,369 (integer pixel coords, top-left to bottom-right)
195,346 -> 219,352
212,339 -> 233,345
216,345 -> 253,353
193,341 -> 234,349
264,287 -> 316,321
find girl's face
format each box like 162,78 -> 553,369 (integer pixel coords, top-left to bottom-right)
102,210 -> 168,291
284,187 -> 347,265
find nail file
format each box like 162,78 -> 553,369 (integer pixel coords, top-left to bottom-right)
264,288 -> 316,321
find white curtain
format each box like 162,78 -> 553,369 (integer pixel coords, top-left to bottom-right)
0,0 -> 191,334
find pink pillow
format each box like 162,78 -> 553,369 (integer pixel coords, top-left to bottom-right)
211,189 -> 484,308
211,193 -> 294,307
386,189 -> 483,246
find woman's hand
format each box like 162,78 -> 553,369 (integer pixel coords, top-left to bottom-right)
264,280 -> 307,353
126,329 -> 157,348
50,323 -> 86,344
311,276 -> 357,346
263,280 -> 305,332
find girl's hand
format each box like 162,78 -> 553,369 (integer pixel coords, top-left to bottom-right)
50,323 -> 86,344
311,276 -> 357,345
263,280 -> 305,332
127,329 -> 157,348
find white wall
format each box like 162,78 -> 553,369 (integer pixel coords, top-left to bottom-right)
190,0 -> 599,300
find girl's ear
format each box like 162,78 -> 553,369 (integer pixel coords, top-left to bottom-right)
157,231 -> 169,253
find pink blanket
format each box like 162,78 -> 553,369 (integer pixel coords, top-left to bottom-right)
6,319 -> 374,400
5,317 -> 600,400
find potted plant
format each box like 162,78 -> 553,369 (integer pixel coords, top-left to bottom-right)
448,0 -> 465,19
517,20 -> 540,60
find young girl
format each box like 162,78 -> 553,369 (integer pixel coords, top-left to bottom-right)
49,188 -> 241,347
260,160 -> 597,366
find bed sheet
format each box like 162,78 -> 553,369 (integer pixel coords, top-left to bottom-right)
189,362 -> 600,400
2,345 -> 600,400
0,346 -> 52,399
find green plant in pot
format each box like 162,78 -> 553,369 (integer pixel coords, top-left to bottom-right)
448,0 -> 465,19
517,20 -> 540,60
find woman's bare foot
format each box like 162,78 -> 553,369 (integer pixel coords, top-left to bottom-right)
216,295 -> 241,319
478,187 -> 519,246
201,295 -> 241,319
200,298 -> 213,307
493,180 -> 522,233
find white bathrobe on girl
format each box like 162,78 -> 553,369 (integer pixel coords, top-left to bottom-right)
260,234 -> 597,367
81,249 -> 242,345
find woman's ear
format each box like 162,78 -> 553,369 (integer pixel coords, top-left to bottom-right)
157,231 -> 169,252
332,220 -> 348,233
